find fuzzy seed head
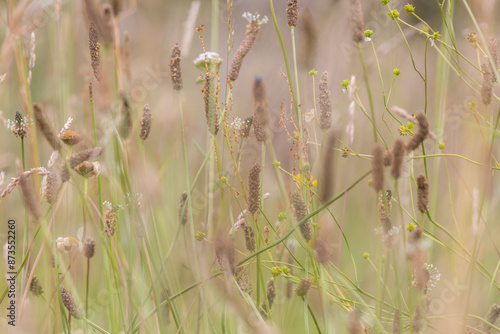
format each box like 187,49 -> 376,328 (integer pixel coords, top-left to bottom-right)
229,20 -> 260,81
243,224 -> 256,251
253,77 -> 269,142
406,112 -> 429,152
203,72 -> 219,135
30,275 -> 44,296
104,209 -> 118,237
350,0 -> 365,43
393,309 -> 400,334
170,43 -> 183,90
481,304 -> 500,332
60,147 -> 102,182
60,285 -> 83,319
41,173 -> 61,204
215,235 -> 237,275
390,139 -> 405,179
119,93 -> 132,139
372,143 -> 385,193
178,191 -> 188,224
19,173 -> 42,219
248,163 -> 261,214
295,278 -> 312,297
348,310 -> 364,334
489,37 -> 498,74
8,111 -> 30,138
318,71 -> 332,132
140,104 -> 152,140
260,279 -> 276,317
416,174 -> 429,213
291,191 -> 312,241
286,0 -> 298,27
60,130 -> 83,146
481,63 -> 494,106
235,267 -> 251,292
83,237 -> 96,259
89,22 -> 102,82
33,103 -> 62,151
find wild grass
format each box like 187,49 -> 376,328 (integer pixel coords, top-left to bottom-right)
1,0 -> 500,333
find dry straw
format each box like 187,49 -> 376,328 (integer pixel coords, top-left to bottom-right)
89,22 -> 102,82
291,191 -> 312,241
170,43 -> 183,91
318,71 -> 332,132
406,112 -> 429,152
33,103 -> 62,151
203,72 -> 218,136
60,285 -> 83,319
286,0 -> 298,27
390,138 -> 405,179
371,143 -> 385,193
178,191 -> 188,224
248,162 -> 261,214
253,77 -> 269,143
229,16 -> 261,81
349,0 -> 365,43
416,174 -> 429,213
140,104 -> 152,140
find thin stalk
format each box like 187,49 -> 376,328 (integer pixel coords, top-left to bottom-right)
357,43 -> 377,143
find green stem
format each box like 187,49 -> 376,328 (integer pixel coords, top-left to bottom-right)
357,43 -> 377,143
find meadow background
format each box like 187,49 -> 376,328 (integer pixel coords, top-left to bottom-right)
0,0 -> 500,333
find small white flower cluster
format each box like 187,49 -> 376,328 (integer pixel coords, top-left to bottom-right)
7,113 -> 31,138
56,237 -> 82,254
242,12 -> 269,25
103,201 -> 113,210
193,52 -> 223,70
231,117 -> 244,130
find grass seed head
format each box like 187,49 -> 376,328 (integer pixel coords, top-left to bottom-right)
390,138 -> 405,179
416,174 -> 429,213
89,22 -> 102,82
215,234 -> 237,275
248,162 -> 262,214
481,63 -> 494,106
19,173 -> 42,219
350,0 -> 365,43
178,191 -> 188,224
295,278 -> 312,297
60,130 -> 83,146
229,19 -> 261,81
104,208 -> 118,237
406,112 -> 429,152
83,237 -> 96,259
41,173 -> 61,204
291,191 -> 312,241
60,285 -> 83,319
371,143 -> 385,193
170,43 -> 183,90
318,71 -> 332,132
140,104 -> 152,140
29,275 -> 44,296
203,72 -> 219,136
286,0 -> 298,27
253,77 -> 269,142
347,310 -> 364,334
33,103 -> 62,151
243,224 -> 256,251
299,8 -> 317,69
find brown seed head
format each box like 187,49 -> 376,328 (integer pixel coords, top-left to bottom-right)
318,71 -> 332,132
119,92 -> 132,139
60,130 -> 83,146
295,278 -> 312,297
372,143 -> 385,193
140,104 -> 152,140
89,22 -> 102,82
350,0 -> 365,43
481,304 -> 500,333
41,173 -> 61,204
178,191 -> 188,224
229,21 -> 260,81
287,0 -> 298,27
347,310 -> 364,334
260,279 -> 276,318
104,209 -> 118,237
83,237 -> 96,258
243,224 -> 256,251
203,72 -> 219,135
416,174 -> 429,213
406,112 -> 429,152
481,63 -> 494,106
19,173 -> 42,219
235,267 -> 251,292
59,147 -> 103,182
320,131 -> 336,202
248,162 -> 261,214
29,275 -> 44,296
253,77 -> 269,142
170,43 -> 183,91
390,139 -> 405,179
489,37 -> 498,74
60,285 -> 83,319
299,8 -> 317,69
393,309 -> 401,334
291,191 -> 312,241
33,103 -> 62,151
215,235 -> 237,275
